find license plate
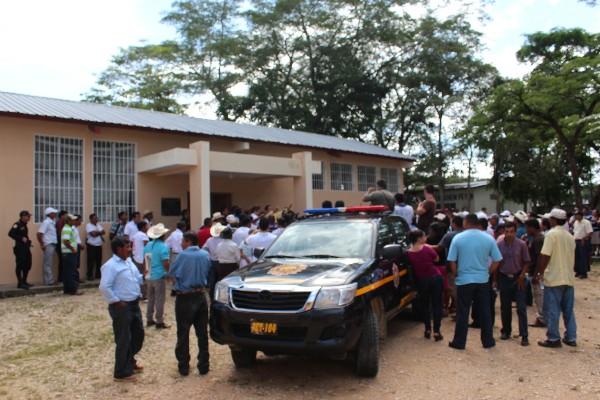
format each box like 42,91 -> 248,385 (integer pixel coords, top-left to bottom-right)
250,321 -> 278,336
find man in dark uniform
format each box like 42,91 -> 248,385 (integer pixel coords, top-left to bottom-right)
8,210 -> 33,289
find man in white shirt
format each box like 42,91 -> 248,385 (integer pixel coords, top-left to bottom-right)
245,218 -> 277,263
166,221 -> 185,264
573,210 -> 593,279
86,213 -> 105,280
232,215 -> 252,245
392,193 -> 414,227
124,211 -> 142,239
214,228 -> 241,281
131,221 -> 149,298
37,207 -> 58,285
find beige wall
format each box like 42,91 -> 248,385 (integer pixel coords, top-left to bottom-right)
0,115 -> 411,285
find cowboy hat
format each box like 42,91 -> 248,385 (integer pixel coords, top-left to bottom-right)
434,213 -> 447,221
212,212 -> 224,221
147,223 -> 169,240
44,207 -> 58,216
210,222 -> 226,238
514,210 -> 528,223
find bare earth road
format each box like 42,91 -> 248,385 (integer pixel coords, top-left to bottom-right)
1,267 -> 600,400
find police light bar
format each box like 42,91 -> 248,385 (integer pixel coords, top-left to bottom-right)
304,205 -> 388,215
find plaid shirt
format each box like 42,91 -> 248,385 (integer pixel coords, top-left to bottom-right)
110,221 -> 126,239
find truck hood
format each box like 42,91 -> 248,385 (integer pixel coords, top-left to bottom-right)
229,258 -> 370,287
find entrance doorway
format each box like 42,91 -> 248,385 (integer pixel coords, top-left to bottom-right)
211,192 -> 232,214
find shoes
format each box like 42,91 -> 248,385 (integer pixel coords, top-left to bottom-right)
66,291 -> 84,296
424,330 -> 431,339
537,340 -> 562,348
155,323 -> 170,330
133,361 -> 144,373
434,333 -> 444,342
179,367 -> 189,376
529,319 -> 546,328
562,338 -> 577,347
500,332 -> 511,340
448,341 -> 465,350
114,375 -> 137,383
24,282 -> 34,288
521,337 -> 529,346
146,320 -> 156,328
198,367 -> 209,375
483,340 -> 496,349
577,275 -> 588,279
17,283 -> 29,290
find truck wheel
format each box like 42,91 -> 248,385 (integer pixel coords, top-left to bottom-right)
354,305 -> 379,377
371,297 -> 387,340
230,347 -> 257,368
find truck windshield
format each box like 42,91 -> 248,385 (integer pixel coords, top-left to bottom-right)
263,221 -> 374,260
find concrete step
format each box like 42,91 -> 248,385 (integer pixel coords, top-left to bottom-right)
0,280 -> 100,299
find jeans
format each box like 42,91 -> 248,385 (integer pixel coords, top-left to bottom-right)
417,275 -> 443,333
147,279 -> 166,324
42,244 -> 56,285
175,292 -> 209,372
543,285 -> 577,342
61,253 -> 79,294
108,301 -> 145,378
452,282 -> 495,348
86,244 -> 103,280
498,274 -> 528,337
471,281 -> 497,328
575,240 -> 588,277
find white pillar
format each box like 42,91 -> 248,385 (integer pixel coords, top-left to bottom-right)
189,141 -> 211,229
292,151 -> 313,212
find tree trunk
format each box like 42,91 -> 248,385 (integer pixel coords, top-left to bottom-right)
466,146 -> 473,211
436,111 -> 445,208
565,144 -> 583,208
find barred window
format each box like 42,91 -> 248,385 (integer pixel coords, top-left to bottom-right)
330,163 -> 353,191
380,168 -> 399,193
357,166 -> 376,192
93,141 -> 136,222
34,136 -> 83,223
312,161 -> 324,190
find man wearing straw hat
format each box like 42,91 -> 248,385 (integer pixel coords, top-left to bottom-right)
144,223 -> 171,329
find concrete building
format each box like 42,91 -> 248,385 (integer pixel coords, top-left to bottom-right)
0,91 -> 413,286
407,180 -> 524,213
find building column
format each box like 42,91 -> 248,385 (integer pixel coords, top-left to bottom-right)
189,141 -> 211,229
292,151 -> 313,213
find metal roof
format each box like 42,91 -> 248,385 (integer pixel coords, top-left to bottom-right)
409,180 -> 490,191
0,91 -> 414,162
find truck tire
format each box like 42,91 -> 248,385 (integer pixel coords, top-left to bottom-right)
354,305 -> 379,377
230,347 -> 257,368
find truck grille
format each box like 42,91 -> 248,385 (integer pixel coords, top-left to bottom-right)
231,289 -> 310,311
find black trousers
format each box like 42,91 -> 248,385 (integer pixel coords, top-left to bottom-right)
208,260 -> 218,300
216,262 -> 238,281
452,282 -> 495,348
175,292 -> 209,371
471,282 -> 497,328
61,253 -> 79,294
417,275 -> 443,333
56,245 -> 63,282
86,244 -> 103,280
499,274 -> 528,337
14,245 -> 32,285
108,301 -> 145,379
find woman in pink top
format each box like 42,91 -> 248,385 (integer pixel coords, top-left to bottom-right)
406,229 -> 444,341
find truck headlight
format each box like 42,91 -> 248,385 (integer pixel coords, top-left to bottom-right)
313,283 -> 357,309
214,281 -> 230,304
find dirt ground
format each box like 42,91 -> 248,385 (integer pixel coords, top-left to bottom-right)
1,266 -> 600,400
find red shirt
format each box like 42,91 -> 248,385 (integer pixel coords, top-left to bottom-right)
406,246 -> 441,280
197,226 -> 212,247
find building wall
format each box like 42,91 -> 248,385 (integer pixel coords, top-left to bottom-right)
0,115 -> 411,285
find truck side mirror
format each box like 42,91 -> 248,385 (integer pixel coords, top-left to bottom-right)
382,244 -> 403,261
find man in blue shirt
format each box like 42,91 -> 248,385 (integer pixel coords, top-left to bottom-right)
99,237 -> 144,382
447,213 -> 503,350
167,232 -> 212,376
144,223 -> 171,329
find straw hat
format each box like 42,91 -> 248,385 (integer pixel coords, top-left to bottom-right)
147,223 -> 169,240
514,210 -> 528,223
212,212 -> 224,221
210,222 -> 226,238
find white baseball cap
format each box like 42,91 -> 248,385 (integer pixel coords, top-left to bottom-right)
549,208 -> 567,221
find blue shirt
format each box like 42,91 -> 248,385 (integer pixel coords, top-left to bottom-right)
447,229 -> 503,285
167,246 -> 212,292
99,255 -> 142,303
144,239 -> 170,280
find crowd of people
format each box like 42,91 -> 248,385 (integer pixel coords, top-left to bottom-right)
369,183 -> 598,351
6,181 -> 599,381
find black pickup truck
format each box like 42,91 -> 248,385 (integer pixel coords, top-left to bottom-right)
210,208 -> 415,377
